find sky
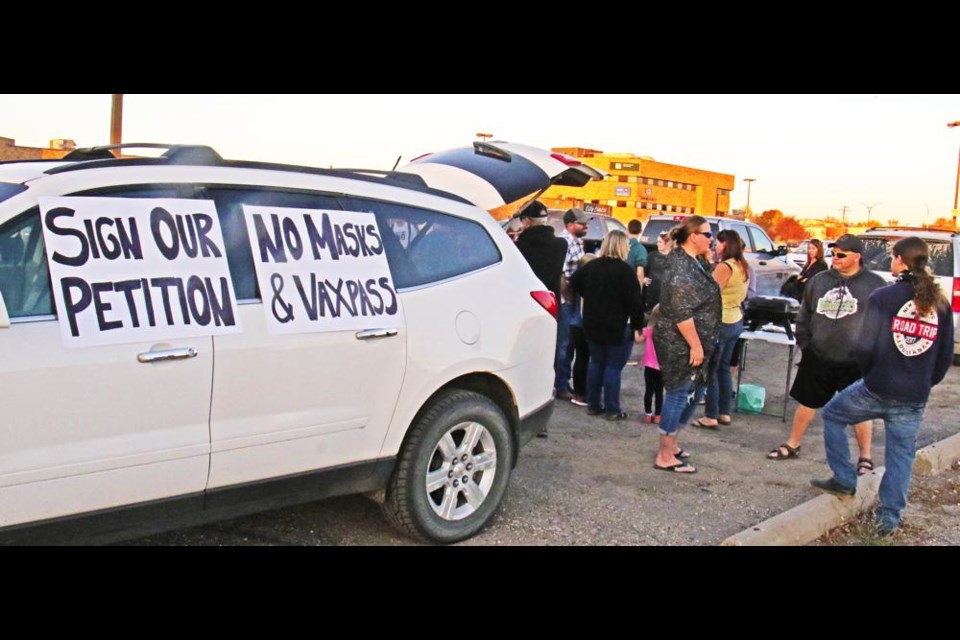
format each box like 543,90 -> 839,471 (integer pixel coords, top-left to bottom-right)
2,93 -> 959,226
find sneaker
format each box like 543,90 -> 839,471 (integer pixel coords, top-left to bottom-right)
643,413 -> 653,424
810,477 -> 856,497
586,407 -> 604,416
625,359 -> 639,366
570,394 -> 588,407
555,390 -> 573,401
536,429 -> 549,439
606,412 -> 628,421
653,415 -> 661,424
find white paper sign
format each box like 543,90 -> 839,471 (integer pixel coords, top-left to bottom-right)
40,197 -> 241,348
243,205 -> 400,334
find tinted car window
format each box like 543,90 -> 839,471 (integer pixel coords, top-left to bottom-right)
748,225 -> 775,254
727,223 -> 751,250
343,197 -> 501,289
861,236 -> 954,277
0,210 -> 50,318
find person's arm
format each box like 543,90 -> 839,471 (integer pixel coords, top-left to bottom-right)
676,318 -> 703,366
713,261 -> 733,288
932,304 -> 955,386
855,295 -> 882,375
795,275 -> 815,350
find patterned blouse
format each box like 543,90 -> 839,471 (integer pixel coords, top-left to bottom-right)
654,248 -> 722,390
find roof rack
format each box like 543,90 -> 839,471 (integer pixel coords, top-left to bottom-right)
866,225 -> 959,234
61,143 -> 223,164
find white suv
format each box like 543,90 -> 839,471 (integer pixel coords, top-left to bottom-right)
857,226 -> 960,364
0,141 -> 599,545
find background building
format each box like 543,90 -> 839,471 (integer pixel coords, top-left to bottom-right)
0,137 -> 75,161
542,147 -> 736,224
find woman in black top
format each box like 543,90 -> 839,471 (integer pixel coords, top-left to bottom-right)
570,229 -> 644,421
798,238 -> 829,285
643,230 -> 674,312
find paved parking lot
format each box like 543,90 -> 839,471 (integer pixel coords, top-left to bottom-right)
125,339 -> 960,546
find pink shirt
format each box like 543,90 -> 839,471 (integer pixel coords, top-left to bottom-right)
640,326 -> 659,370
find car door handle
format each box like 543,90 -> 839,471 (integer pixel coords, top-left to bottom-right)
758,261 -> 768,266
355,328 -> 399,340
137,347 -> 198,363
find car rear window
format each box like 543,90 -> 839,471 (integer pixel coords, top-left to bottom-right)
0,182 -> 27,203
860,236 -> 954,277
640,217 -> 718,246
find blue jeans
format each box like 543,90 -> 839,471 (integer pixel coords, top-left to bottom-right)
705,319 -> 743,418
586,327 -> 634,415
554,302 -> 577,395
659,377 -> 701,436
821,379 -> 926,530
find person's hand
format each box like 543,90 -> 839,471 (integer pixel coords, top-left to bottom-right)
688,343 -> 704,366
642,277 -> 652,286
634,330 -> 643,344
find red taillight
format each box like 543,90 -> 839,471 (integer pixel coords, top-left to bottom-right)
549,152 -> 582,167
531,291 -> 558,319
952,277 -> 960,313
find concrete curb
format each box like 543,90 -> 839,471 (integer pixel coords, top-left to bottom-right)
720,433 -> 960,546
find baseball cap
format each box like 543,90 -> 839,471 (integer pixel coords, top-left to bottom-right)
517,201 -> 548,219
829,234 -> 865,254
563,208 -> 591,225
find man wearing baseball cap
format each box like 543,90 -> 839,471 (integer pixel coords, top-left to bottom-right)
514,201 -> 567,306
555,207 -> 593,401
766,234 -> 886,473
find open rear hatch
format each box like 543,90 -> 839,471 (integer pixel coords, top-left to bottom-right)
394,141 -> 605,220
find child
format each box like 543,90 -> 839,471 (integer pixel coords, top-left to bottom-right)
639,304 -> 663,424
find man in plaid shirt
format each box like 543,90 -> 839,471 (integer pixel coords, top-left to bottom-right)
555,207 -> 592,402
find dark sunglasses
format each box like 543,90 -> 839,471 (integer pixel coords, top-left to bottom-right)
833,251 -> 851,259
694,231 -> 713,239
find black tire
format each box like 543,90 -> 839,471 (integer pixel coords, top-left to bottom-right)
382,389 -> 514,544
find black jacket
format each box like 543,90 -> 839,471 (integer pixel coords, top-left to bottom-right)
569,256 -> 644,345
856,274 -> 954,403
515,225 -> 567,301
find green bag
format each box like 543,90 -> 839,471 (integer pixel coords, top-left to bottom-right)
737,384 -> 766,414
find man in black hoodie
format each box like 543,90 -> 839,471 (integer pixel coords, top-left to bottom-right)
514,201 -> 567,304
812,237 -> 953,536
514,200 -> 567,437
766,234 -> 886,467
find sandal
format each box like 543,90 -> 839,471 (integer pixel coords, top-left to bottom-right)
654,461 -> 697,474
675,448 -> 691,459
767,443 -> 801,460
691,418 -> 720,430
857,457 -> 874,476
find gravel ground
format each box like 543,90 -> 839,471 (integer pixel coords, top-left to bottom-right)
123,338 -> 960,546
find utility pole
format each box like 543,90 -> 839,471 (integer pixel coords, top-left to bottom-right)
860,202 -> 881,227
839,205 -> 851,234
110,94 -> 123,148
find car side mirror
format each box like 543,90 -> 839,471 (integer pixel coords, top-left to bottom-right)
777,245 -> 789,256
0,290 -> 9,329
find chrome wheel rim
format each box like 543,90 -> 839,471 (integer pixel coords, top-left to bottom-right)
424,421 -> 497,521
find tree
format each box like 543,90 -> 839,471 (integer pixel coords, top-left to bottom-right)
751,209 -> 784,237
886,218 -> 900,227
930,217 -> 954,229
774,216 -> 807,243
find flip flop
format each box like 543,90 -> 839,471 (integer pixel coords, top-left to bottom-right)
675,448 -> 692,459
691,418 -> 719,430
654,462 -> 697,474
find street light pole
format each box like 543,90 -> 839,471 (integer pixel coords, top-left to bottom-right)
948,121 -> 960,228
743,178 -> 756,214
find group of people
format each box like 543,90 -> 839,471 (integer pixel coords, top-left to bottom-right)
509,203 -> 953,536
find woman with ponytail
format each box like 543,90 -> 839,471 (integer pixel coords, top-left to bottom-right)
811,236 -> 954,536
